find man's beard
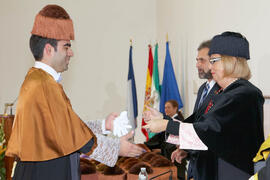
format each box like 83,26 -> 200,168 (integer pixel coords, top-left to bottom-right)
199,70 -> 212,79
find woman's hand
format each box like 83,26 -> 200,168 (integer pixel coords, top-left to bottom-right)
143,106 -> 163,122
142,119 -> 168,133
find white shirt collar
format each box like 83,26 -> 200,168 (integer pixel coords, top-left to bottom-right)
34,62 -> 62,82
172,114 -> 178,118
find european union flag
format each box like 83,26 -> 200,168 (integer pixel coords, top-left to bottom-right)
160,42 -> 183,113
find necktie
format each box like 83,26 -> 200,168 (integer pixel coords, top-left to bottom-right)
198,83 -> 210,108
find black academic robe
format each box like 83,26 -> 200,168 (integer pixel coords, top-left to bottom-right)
167,79 -> 265,180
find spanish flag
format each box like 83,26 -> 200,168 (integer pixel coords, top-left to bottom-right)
141,45 -> 153,140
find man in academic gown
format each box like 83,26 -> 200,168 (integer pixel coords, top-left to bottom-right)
6,5 -> 143,180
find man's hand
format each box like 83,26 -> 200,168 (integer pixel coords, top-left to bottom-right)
142,119 -> 168,133
105,112 -> 119,131
119,131 -> 144,157
171,149 -> 187,164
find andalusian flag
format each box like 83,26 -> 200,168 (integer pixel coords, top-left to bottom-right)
150,44 -> 161,109
127,45 -> 138,129
148,43 -> 161,138
141,45 -> 153,140
160,42 -> 183,113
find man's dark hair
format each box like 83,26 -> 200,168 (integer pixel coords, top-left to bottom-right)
197,40 -> 211,51
29,35 -> 58,61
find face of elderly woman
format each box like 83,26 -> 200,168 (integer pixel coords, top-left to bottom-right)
209,54 -> 225,83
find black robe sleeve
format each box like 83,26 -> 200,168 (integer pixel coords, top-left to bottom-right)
79,138 -> 95,154
166,120 -> 180,135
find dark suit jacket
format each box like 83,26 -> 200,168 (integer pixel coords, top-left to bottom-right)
186,82 -> 221,180
194,82 -> 220,117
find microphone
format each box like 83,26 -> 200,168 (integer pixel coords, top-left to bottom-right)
149,169 -> 173,180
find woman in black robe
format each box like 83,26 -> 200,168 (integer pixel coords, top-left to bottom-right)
143,31 -> 265,180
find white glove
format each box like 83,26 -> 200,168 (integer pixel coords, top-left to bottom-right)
113,111 -> 132,137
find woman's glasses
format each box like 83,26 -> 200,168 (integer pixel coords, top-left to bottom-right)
209,57 -> 222,64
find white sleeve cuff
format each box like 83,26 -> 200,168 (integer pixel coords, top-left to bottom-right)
101,119 -> 111,135
179,122 -> 208,150
166,135 -> 180,145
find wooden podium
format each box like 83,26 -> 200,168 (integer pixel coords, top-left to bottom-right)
0,104 -> 15,180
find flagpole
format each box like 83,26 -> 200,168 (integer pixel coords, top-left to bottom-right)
129,38 -> 134,142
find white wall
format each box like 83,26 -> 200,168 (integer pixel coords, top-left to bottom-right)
0,0 -> 156,143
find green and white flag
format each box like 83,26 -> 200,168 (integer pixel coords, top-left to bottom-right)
149,43 -> 161,138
